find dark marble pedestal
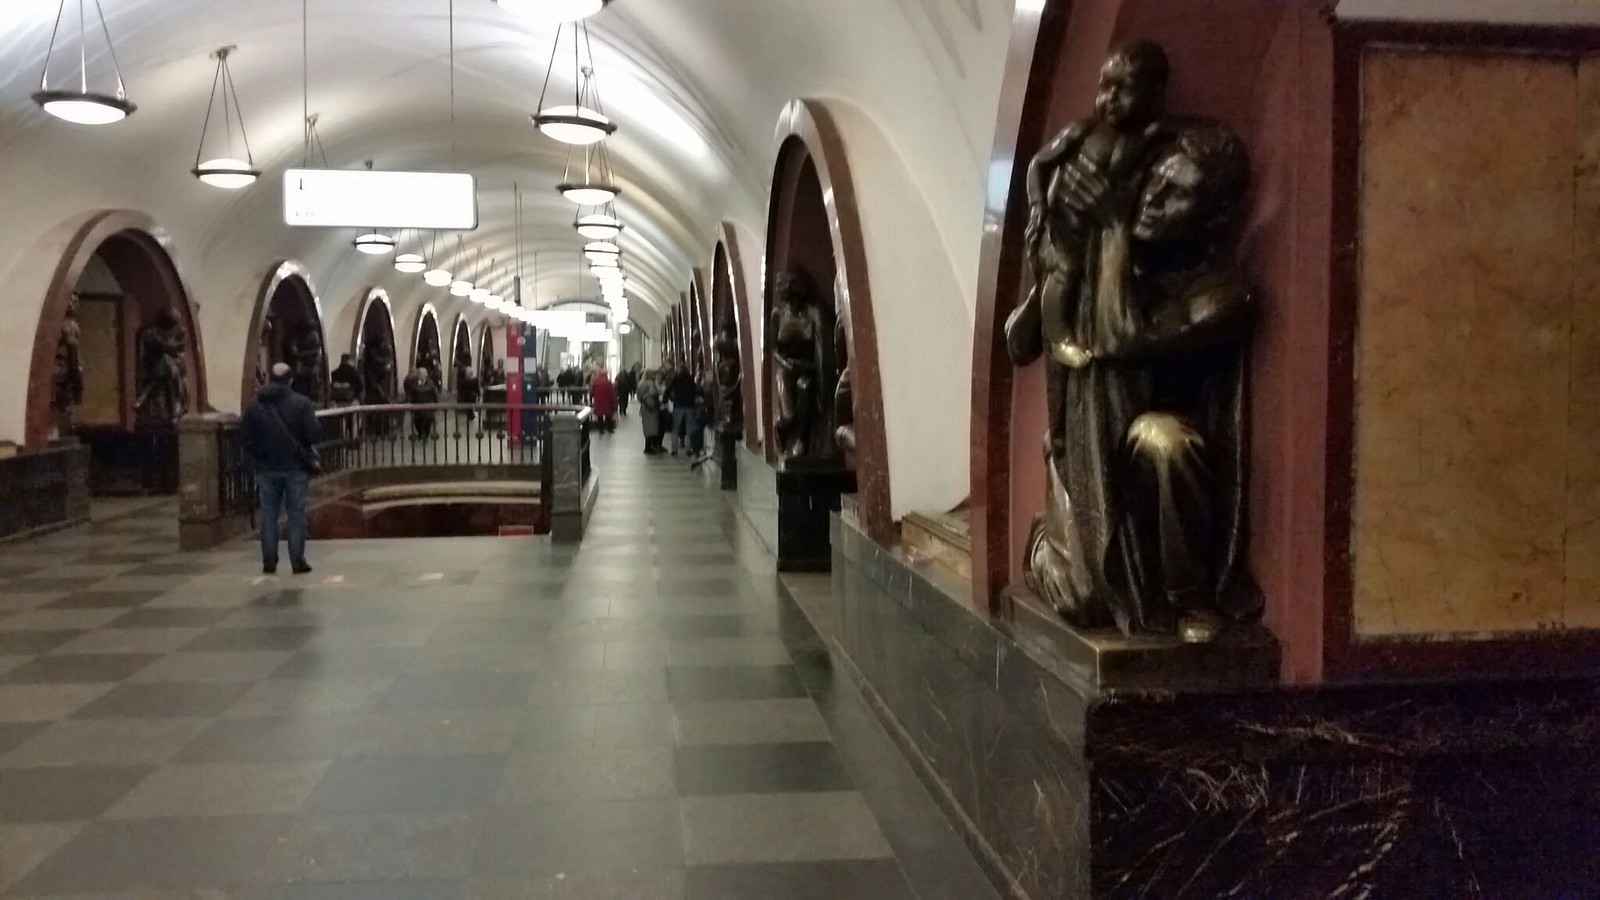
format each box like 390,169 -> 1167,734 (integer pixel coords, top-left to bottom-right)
832,513 -> 1600,899
716,428 -> 738,491
775,461 -> 855,572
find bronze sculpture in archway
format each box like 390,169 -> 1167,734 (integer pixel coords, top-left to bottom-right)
25,211 -> 210,497
242,261 -> 327,406
351,289 -> 399,405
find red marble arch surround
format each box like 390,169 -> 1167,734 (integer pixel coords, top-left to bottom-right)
25,210 -> 211,448
764,98 -> 892,546
411,302 -> 442,373
969,1 -> 1340,680
239,260 -> 326,404
712,223 -> 759,447
476,322 -> 495,371
350,287 -> 399,397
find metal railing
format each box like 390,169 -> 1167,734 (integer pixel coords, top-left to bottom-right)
180,402 -> 595,549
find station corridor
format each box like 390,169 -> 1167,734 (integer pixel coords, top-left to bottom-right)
0,430 -> 995,899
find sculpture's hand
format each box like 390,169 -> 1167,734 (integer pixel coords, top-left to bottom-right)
1050,340 -> 1094,370
1058,160 -> 1118,224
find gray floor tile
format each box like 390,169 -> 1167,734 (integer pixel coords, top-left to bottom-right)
382,672 -> 535,710
43,589 -> 164,610
0,717 -> 210,768
680,792 -> 894,865
224,677 -> 395,717
0,683 -> 115,722
304,754 -> 505,813
7,814 -> 299,894
673,742 -> 853,796
280,811 -> 485,881
666,665 -> 807,703
183,626 -> 318,652
514,705 -> 597,752
247,879 -> 465,900
499,748 -> 675,802
271,647 -> 419,679
129,650 -> 296,683
475,801 -> 683,876
0,630 -> 84,656
0,652 -> 162,684
0,608 -> 128,632
684,859 -> 915,900
49,626 -> 209,655
666,637 -> 795,667
0,764 -> 152,822
673,699 -> 832,746
592,703 -> 675,748
465,870 -> 685,900
72,682 -> 254,719
110,606 -> 241,629
0,822 -> 85,892
105,760 -> 332,818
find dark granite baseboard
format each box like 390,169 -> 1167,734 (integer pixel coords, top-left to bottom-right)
0,442 -> 91,542
832,513 -> 1600,899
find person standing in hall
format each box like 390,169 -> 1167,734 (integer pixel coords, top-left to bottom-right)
638,368 -> 664,454
404,367 -> 440,438
590,368 -> 617,433
666,363 -> 698,456
241,362 -> 322,575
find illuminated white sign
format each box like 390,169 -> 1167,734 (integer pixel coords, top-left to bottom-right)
283,169 -> 478,229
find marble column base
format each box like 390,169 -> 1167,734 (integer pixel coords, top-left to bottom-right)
832,513 -> 1600,899
775,461 -> 855,572
716,429 -> 738,491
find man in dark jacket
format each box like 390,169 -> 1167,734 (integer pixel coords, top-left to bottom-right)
330,353 -> 363,406
666,365 -> 698,456
240,363 -> 322,575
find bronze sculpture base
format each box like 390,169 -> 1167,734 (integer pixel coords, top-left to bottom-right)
1003,586 -> 1278,691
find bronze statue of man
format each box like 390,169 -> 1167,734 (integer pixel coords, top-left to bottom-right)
1008,100 -> 1261,638
361,336 -> 394,405
51,293 -> 84,437
713,315 -> 743,431
769,270 -> 824,460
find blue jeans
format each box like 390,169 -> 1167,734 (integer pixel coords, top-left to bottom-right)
257,471 -> 309,566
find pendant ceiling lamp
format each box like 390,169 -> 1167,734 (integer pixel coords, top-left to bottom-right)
575,208 -> 623,240
354,231 -> 396,255
532,23 -> 615,146
471,255 -> 493,304
557,136 -> 620,206
497,0 -> 613,23
191,46 -> 260,188
449,238 -> 474,296
584,240 -> 620,256
33,0 -> 135,125
394,229 -> 428,273
618,320 -> 633,335
422,231 -> 452,285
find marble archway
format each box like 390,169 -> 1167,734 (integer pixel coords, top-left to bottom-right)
351,288 -> 399,404
477,322 -> 498,384
713,223 -> 758,448
25,211 -> 209,465
449,314 -> 473,389
241,261 -> 327,405
412,303 -> 443,384
762,100 -> 892,544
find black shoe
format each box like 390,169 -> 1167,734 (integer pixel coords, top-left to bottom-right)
263,562 -> 277,575
291,561 -> 313,575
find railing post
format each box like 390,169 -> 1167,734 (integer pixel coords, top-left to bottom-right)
177,412 -> 234,551
549,411 -> 592,544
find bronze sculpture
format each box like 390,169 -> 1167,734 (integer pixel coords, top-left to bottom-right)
769,270 -> 824,460
831,279 -> 856,464
361,335 -> 395,405
286,324 -> 324,403
51,293 -> 84,437
136,307 -> 189,422
713,315 -> 743,431
1006,42 -> 1260,641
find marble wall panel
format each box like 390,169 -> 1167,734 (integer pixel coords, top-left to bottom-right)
1353,48 -> 1595,636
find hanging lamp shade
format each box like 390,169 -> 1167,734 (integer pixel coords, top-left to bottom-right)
450,279 -> 474,297
618,320 -> 633,335
497,0 -> 612,22
191,47 -> 260,189
584,241 -> 620,256
532,26 -> 616,146
33,0 -> 136,125
470,286 -> 491,304
423,267 -> 453,286
354,232 -> 396,255
395,253 -> 427,274
575,213 -> 623,240
558,181 -> 620,206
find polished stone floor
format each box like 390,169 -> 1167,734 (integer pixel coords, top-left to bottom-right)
0,424 -> 996,899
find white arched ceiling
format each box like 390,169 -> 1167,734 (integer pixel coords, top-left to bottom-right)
0,0 -> 1015,516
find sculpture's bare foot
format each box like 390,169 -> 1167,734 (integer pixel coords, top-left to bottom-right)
1178,610 -> 1222,644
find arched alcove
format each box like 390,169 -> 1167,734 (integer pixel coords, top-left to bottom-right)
688,271 -> 710,374
412,303 -> 443,384
351,288 -> 400,404
477,322 -> 498,384
449,314 -> 473,390
241,261 -> 328,406
25,211 -> 209,494
713,224 -> 759,447
763,100 -> 892,543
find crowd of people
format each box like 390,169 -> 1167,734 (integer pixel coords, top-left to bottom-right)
628,360 -> 715,458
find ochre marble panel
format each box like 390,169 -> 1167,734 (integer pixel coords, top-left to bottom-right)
1354,49 -> 1589,637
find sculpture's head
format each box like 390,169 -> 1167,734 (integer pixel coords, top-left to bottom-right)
775,269 -> 813,310
155,307 -> 180,328
1133,124 -> 1249,246
1095,41 -> 1168,129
